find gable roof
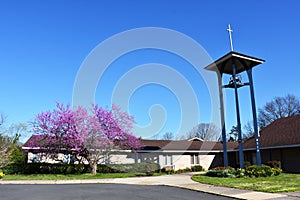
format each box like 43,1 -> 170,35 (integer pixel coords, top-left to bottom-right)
23,135 -> 48,149
23,135 -> 238,153
140,139 -> 238,152
25,114 -> 300,154
187,137 -> 203,141
140,115 -> 300,152
243,115 -> 300,150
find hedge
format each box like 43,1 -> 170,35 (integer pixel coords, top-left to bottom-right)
206,165 -> 282,178
1,163 -> 90,174
1,162 -> 160,175
101,162 -> 160,175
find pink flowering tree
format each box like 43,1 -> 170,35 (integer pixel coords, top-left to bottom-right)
31,102 -> 141,175
32,103 -> 83,155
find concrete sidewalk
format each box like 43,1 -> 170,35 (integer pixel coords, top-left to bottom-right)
1,173 -> 299,200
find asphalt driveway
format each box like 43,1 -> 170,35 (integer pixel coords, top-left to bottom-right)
0,184 -> 235,200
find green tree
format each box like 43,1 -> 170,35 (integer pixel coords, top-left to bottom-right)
0,114 -> 26,169
0,134 -> 14,168
228,126 -> 238,142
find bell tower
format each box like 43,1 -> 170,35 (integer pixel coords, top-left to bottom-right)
204,25 -> 264,168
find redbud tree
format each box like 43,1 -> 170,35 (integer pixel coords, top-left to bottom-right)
31,102 -> 141,174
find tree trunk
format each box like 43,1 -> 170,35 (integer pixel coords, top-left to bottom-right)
91,162 -> 97,175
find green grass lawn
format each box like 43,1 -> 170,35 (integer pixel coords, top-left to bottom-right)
192,173 -> 300,193
1,173 -> 150,181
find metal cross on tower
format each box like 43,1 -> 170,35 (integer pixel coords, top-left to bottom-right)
227,24 -> 234,51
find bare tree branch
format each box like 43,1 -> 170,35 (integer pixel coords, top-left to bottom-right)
258,94 -> 300,128
161,132 -> 174,140
243,121 -> 254,139
185,123 -> 220,141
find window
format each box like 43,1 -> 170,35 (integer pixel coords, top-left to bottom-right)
31,153 -> 38,163
191,154 -> 199,165
195,155 -> 199,164
164,155 -> 172,166
190,155 -> 194,165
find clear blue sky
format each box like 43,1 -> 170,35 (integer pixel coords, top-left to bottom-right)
1,1 -> 300,141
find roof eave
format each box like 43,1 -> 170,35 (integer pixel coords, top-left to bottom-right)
204,51 -> 265,72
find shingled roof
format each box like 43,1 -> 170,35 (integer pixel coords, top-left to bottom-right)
243,115 -> 300,149
23,135 -> 238,153
25,115 -> 300,153
140,139 -> 238,152
139,115 -> 300,151
23,135 -> 49,149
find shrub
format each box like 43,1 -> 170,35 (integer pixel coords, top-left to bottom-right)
66,165 -> 74,174
100,162 -> 160,174
3,162 -> 161,175
213,166 -> 233,170
22,163 -> 41,174
179,167 -> 191,173
74,164 -> 87,174
2,163 -> 91,175
245,165 -> 281,177
265,160 -> 281,169
271,167 -> 282,176
97,164 -> 118,173
0,171 -> 4,178
244,161 -> 251,168
161,166 -> 203,174
185,167 -> 192,172
206,165 -> 283,178
1,147 -> 27,174
206,167 -> 236,178
165,169 -> 175,174
1,164 -> 22,174
235,168 -> 245,178
191,165 -> 205,172
175,169 -> 183,174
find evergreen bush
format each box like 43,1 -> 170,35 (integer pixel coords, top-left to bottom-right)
206,167 -> 236,177
191,165 -> 205,172
206,165 -> 282,178
102,162 -> 160,174
245,165 -> 273,177
265,160 -> 281,169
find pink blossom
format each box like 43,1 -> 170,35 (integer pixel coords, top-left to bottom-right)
30,102 -> 141,171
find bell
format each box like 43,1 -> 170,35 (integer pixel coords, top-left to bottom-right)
224,75 -> 246,88
229,75 -> 242,85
